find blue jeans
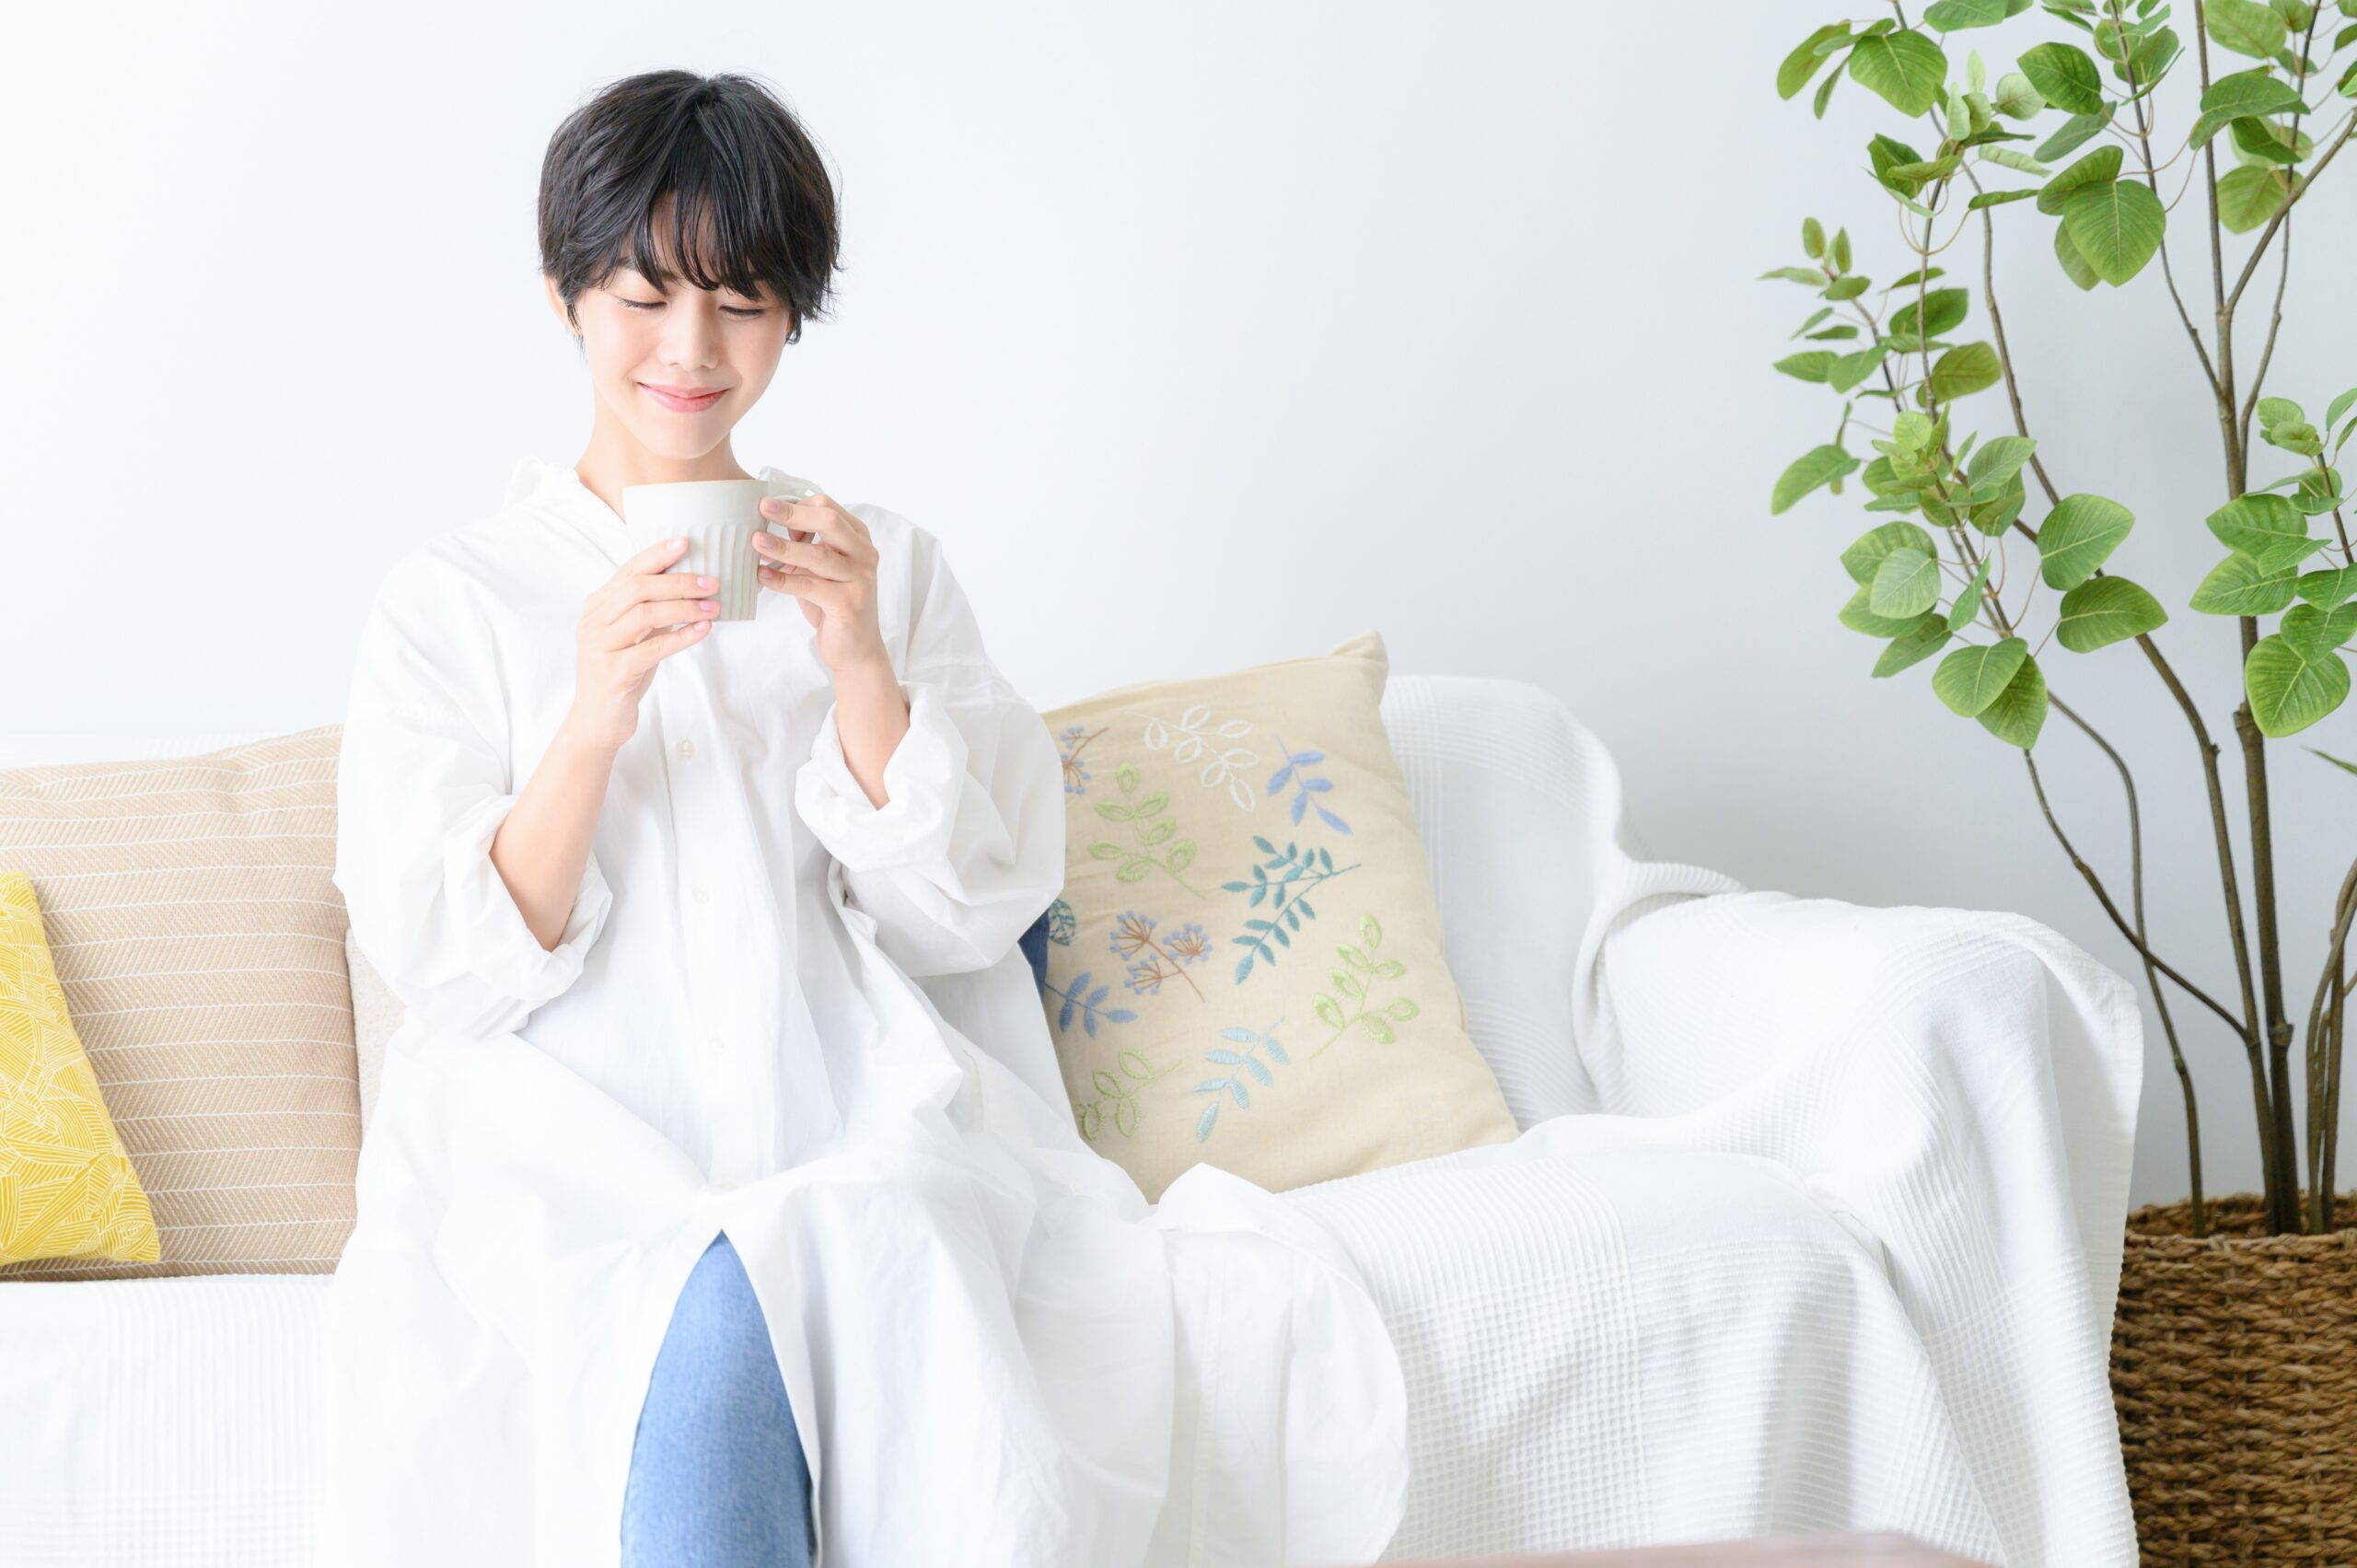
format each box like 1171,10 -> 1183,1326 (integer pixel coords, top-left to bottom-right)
620,1230 -> 816,1567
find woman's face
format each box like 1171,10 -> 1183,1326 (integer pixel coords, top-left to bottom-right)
546,252 -> 794,462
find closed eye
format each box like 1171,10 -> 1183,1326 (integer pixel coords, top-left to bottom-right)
621,298 -> 765,319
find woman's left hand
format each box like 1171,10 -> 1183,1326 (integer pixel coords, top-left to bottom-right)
753,494 -> 888,672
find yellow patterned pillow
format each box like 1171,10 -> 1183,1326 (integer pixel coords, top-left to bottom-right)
1038,629 -> 1519,1202
0,872 -> 161,1265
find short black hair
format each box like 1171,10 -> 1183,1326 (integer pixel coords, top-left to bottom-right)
538,70 -> 842,344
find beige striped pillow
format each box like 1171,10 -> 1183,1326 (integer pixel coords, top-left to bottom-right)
0,726 -> 361,1278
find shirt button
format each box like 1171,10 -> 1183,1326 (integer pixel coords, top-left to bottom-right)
703,1032 -> 723,1054
693,884 -> 710,904
677,738 -> 697,759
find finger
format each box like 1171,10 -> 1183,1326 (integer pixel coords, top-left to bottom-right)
594,536 -> 694,619
751,531 -> 853,580
606,595 -> 719,650
761,494 -> 875,563
759,568 -> 846,613
605,568 -> 722,633
620,616 -> 712,672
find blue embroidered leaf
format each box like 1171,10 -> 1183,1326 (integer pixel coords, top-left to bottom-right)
1206,1050 -> 1245,1064
1087,983 -> 1109,1006
1244,1055 -> 1273,1086
1252,834 -> 1278,856
1263,1036 -> 1290,1064
1303,777 -> 1331,792
1084,1010 -> 1099,1037
1290,792 -> 1308,824
1316,807 -> 1351,834
1234,955 -> 1255,984
1194,1078 -> 1230,1094
1109,1007 -> 1137,1023
1296,749 -> 1325,764
1219,1027 -> 1258,1041
1059,996 -> 1076,1029
1268,762 -> 1295,791
1318,846 -> 1333,871
1229,1078 -> 1250,1108
1198,1101 -> 1220,1141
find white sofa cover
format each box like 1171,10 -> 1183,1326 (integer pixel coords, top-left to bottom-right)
0,672 -> 2142,1567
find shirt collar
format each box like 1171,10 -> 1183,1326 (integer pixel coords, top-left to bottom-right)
505,456 -> 820,534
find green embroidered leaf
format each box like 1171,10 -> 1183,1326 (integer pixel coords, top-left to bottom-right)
1934,636 -> 2030,716
2056,575 -> 2169,651
2038,494 -> 2136,588
1976,652 -> 2049,747
1357,1014 -> 1397,1043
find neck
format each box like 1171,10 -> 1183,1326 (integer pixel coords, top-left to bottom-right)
571,413 -> 754,517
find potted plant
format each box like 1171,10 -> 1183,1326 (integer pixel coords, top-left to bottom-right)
1759,1 -> 2357,1559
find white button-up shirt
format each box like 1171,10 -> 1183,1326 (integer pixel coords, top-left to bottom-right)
319,456 -> 1409,1568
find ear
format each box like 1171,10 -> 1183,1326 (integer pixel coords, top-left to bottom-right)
542,273 -> 574,334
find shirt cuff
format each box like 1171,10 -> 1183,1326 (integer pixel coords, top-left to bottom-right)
441,791 -> 613,1011
793,677 -> 967,874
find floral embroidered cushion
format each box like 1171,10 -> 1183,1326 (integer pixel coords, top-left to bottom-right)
1035,629 -> 1519,1202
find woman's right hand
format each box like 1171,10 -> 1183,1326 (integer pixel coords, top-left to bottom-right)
564,537 -> 720,751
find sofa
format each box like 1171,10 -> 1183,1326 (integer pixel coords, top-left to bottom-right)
0,672 -> 2143,1567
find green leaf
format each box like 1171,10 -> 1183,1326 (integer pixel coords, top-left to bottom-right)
1831,227 -> 1852,272
2019,41 -> 2108,112
1892,410 -> 1936,454
2037,110 -> 2114,161
1841,520 -> 1940,584
1840,584 -> 1930,636
1924,0 -> 2013,27
1969,475 -> 2028,536
1888,287 -> 1970,344
1992,71 -> 2047,117
1874,614 -> 1955,675
2063,180 -> 2165,284
2037,145 -> 2126,215
2053,219 -> 2101,289
2245,633 -> 2351,736
2216,164 -> 2293,231
1929,343 -> 2003,401
2230,115 -> 2313,165
2297,563 -> 2357,609
1771,445 -> 1863,514
1780,23 -> 1855,99
1761,266 -> 1832,285
2055,575 -> 2169,650
1948,553 -> 1994,630
1935,636 -> 2031,716
2309,746 -> 2357,778
2204,493 -> 2317,567
2190,67 -> 2308,145
2326,385 -> 2357,439
1829,341 -> 1891,393
1848,30 -> 1951,115
1814,62 -> 1843,117
1976,652 -> 2049,746
1871,547 -> 1945,616
1775,351 -> 1837,383
2190,552 -> 2303,614
1968,186 -> 2044,209
2038,494 -> 2136,587
2282,600 -> 2357,655
2206,0 -> 2290,59
1967,435 -> 2038,488
1803,216 -> 1827,258
1823,275 -> 1871,300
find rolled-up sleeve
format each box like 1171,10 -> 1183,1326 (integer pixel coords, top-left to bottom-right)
332,556 -> 614,1040
793,522 -> 1065,977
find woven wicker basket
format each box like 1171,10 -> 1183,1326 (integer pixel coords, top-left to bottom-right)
2109,1193 -> 2357,1564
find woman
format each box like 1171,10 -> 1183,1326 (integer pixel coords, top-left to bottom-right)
320,69 -> 1407,1568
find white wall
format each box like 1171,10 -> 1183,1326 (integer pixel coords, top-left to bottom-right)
8,0 -> 2353,1210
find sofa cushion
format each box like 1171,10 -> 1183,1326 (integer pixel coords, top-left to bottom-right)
0,726 -> 360,1278
0,871 -> 163,1266
1036,629 -> 1518,1202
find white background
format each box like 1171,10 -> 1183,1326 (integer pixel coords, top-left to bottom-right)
8,1 -> 2355,1209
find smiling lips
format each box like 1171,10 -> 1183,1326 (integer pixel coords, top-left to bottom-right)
642,382 -> 727,412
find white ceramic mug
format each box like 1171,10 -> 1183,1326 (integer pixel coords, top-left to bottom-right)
621,477 -> 812,624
